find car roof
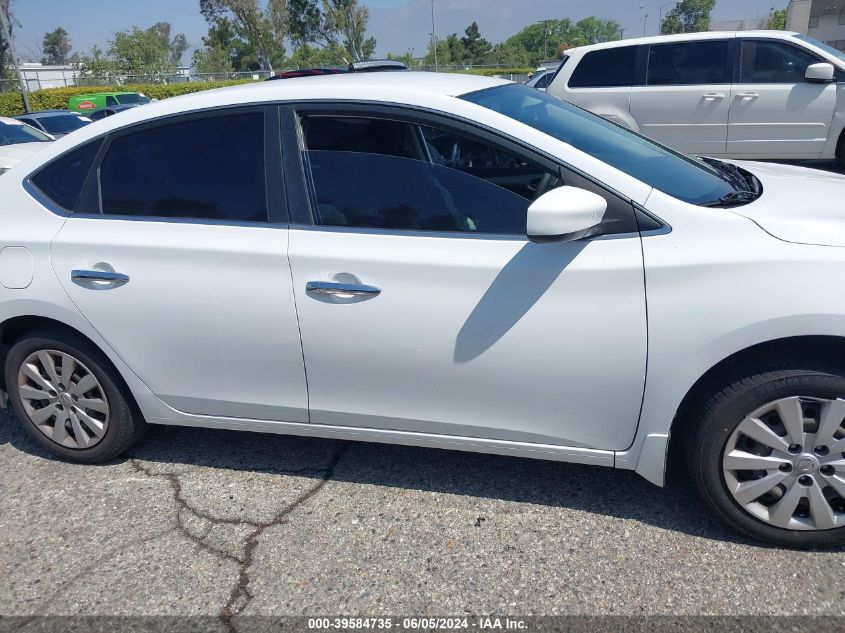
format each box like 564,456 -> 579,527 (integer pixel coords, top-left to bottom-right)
15,110 -> 84,119
565,29 -> 800,54
71,91 -> 140,99
67,72 -> 508,130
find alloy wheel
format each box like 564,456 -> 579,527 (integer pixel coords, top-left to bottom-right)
723,396 -> 845,530
17,349 -> 110,450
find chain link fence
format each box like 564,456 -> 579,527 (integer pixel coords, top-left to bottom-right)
1,64 -> 533,95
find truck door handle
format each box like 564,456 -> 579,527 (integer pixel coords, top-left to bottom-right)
703,93 -> 725,100
71,270 -> 130,284
736,92 -> 759,100
306,281 -> 381,297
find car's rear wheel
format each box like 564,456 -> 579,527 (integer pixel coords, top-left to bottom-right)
4,330 -> 147,463
687,367 -> 845,547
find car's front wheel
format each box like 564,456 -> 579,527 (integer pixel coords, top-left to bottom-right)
4,329 -> 147,463
687,366 -> 845,547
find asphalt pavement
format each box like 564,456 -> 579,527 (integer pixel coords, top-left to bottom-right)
1,407 -> 845,625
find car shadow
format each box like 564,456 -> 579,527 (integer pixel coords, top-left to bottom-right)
454,241 -> 586,363
4,411 -> 829,550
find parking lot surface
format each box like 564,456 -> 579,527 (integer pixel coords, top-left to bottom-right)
2,406 -> 845,625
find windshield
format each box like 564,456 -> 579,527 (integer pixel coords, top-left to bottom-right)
0,119 -> 52,146
461,84 -> 739,206
794,34 -> 845,64
39,114 -> 91,135
116,93 -> 150,105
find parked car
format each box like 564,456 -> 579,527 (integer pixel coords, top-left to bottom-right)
4,72 -> 845,547
525,68 -> 557,91
548,30 -> 845,161
88,105 -> 139,121
14,110 -> 92,139
0,116 -> 53,175
68,92 -> 151,113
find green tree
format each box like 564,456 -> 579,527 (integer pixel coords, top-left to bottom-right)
286,0 -> 376,63
192,44 -> 234,78
200,0 -> 287,72
197,17 -> 259,71
767,7 -> 787,30
574,17 -> 621,45
287,42 -> 348,67
386,50 -> 415,67
502,17 -> 619,67
460,22 -> 491,65
77,22 -> 188,83
661,0 -> 716,34
42,27 -> 71,65
109,27 -> 174,81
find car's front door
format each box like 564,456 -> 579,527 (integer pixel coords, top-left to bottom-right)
629,38 -> 733,156
49,107 -> 309,422
284,108 -> 648,451
727,38 -> 838,158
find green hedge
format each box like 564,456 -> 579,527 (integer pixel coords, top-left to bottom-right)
0,80 -> 256,117
459,67 -> 534,77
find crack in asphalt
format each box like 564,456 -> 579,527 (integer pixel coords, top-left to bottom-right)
125,443 -> 349,633
127,459 -> 332,563
218,443 -> 349,633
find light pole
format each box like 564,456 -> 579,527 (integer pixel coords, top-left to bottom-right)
639,5 -> 651,37
430,0 -> 438,71
536,20 -> 551,62
0,5 -> 30,113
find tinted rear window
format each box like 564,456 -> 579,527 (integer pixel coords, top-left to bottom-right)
31,140 -> 102,211
99,112 -> 267,222
569,47 -> 636,88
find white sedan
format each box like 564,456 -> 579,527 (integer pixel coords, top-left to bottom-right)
1,72 -> 845,547
0,116 -> 52,175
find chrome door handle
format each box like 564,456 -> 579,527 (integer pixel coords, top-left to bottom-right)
703,93 -> 725,100
71,270 -> 130,284
306,281 -> 381,297
736,92 -> 759,100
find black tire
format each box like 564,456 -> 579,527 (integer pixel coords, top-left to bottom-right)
686,365 -> 845,548
4,329 -> 147,463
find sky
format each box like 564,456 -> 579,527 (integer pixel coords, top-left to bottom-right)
8,0 -> 786,63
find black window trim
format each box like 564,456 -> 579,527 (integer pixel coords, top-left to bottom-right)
281,100 -> 653,239
71,103 -> 288,226
735,36 -> 835,84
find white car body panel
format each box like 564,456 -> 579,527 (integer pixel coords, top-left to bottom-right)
0,143 -> 48,172
727,81 -> 838,157
50,218 -> 309,422
288,227 -> 646,450
2,72 -> 845,487
630,83 -> 730,155
550,30 -> 845,160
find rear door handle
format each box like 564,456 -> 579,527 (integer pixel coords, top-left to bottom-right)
71,270 -> 130,284
735,92 -> 759,100
703,93 -> 725,100
306,281 -> 381,297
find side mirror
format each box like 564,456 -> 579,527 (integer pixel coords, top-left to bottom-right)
806,62 -> 835,83
527,186 -> 608,243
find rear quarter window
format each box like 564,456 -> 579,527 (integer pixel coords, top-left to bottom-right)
30,140 -> 102,212
569,47 -> 637,88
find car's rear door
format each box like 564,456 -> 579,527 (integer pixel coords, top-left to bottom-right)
629,38 -> 733,156
284,105 -> 648,451
727,37 -> 837,158
48,106 -> 309,422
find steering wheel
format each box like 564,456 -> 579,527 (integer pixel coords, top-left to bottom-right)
532,173 -> 554,201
